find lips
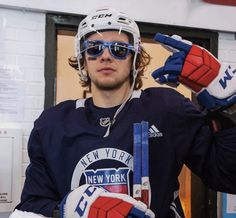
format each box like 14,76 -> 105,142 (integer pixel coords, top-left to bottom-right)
97,67 -> 115,73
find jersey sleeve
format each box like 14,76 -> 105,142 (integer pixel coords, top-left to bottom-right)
180,98 -> 236,193
15,119 -> 60,217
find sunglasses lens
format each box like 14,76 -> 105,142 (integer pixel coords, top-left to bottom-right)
110,42 -> 129,58
86,41 -> 103,56
83,40 -> 132,59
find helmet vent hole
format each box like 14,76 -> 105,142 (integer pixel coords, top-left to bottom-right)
118,17 -> 131,25
119,17 -> 126,21
108,22 -> 111,25
81,22 -> 87,28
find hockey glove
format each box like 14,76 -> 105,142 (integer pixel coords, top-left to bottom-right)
60,184 -> 155,218
152,33 -> 236,110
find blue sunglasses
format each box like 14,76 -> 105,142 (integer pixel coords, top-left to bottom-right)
81,40 -> 135,59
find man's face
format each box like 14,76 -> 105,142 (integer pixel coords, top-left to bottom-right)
84,31 -> 132,91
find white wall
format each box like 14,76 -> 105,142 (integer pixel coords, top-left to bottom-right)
218,32 -> 236,64
0,8 -> 45,216
0,3 -> 236,217
0,0 -> 236,31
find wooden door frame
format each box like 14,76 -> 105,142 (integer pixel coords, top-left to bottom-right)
45,13 -> 219,218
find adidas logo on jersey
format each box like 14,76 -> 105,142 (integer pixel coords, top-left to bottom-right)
148,125 -> 163,138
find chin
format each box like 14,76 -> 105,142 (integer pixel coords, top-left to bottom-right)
95,81 -> 125,91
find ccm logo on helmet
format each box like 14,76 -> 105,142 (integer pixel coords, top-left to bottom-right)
75,185 -> 97,216
92,14 -> 112,19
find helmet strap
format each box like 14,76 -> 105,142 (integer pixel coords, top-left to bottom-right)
103,50 -> 139,137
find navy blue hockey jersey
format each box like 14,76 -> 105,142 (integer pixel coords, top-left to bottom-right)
16,87 -> 236,217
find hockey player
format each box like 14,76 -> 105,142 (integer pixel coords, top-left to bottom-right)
11,7 -> 236,218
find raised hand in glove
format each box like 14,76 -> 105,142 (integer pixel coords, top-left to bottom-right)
60,184 -> 155,218
152,33 -> 236,110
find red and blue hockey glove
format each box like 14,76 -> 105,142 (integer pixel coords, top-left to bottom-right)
152,33 -> 236,110
60,184 -> 155,218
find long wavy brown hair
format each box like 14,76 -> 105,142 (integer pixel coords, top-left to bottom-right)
68,46 -> 151,90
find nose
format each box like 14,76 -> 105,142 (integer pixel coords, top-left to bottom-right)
100,46 -> 113,62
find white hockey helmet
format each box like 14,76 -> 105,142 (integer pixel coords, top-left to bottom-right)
76,7 -> 141,81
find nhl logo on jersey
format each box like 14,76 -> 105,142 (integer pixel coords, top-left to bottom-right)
100,117 -> 111,127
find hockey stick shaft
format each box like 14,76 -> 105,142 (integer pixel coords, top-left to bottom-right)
133,123 -> 142,201
141,121 -> 150,207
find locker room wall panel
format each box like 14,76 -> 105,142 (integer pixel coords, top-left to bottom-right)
0,129 -> 22,213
